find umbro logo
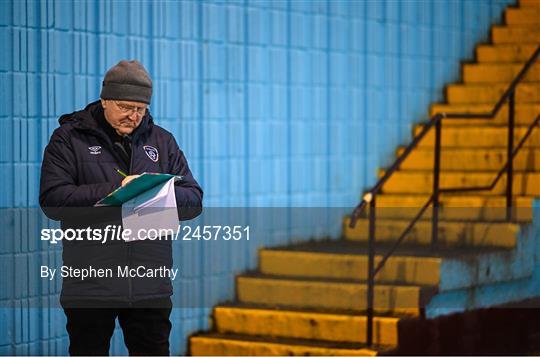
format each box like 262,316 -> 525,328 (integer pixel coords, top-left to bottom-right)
88,146 -> 102,155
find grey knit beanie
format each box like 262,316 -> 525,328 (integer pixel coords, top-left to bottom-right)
100,60 -> 152,104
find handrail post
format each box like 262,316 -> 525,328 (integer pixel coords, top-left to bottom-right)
432,117 -> 442,248
506,92 -> 515,221
366,196 -> 376,347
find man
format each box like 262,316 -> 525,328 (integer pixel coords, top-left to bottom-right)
39,60 -> 203,355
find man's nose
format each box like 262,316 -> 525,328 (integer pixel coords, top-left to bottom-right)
128,111 -> 140,120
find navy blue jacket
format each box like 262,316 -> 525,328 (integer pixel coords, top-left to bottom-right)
39,100 -> 203,304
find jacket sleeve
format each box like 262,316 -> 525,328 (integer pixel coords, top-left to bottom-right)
39,128 -> 119,221
167,135 -> 203,221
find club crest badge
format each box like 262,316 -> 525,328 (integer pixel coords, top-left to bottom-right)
88,146 -> 102,155
143,145 -> 159,162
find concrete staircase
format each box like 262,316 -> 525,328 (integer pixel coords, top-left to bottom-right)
189,1 -> 540,355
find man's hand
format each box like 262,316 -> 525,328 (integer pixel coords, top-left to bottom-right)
122,175 -> 140,187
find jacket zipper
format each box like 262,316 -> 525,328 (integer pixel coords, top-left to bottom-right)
127,138 -> 135,306
85,129 -> 132,304
98,132 -> 134,305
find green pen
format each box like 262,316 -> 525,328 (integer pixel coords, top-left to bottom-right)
114,168 -> 128,178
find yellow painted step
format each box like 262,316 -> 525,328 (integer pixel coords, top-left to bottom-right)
374,194 -> 533,208
381,171 -> 540,196
213,306 -> 400,345
343,218 -> 518,249
520,0 -> 540,8
430,103 -> 540,125
506,8 -> 540,26
447,83 -> 540,104
415,125 -> 540,148
492,26 -> 540,43
237,275 -> 429,315
367,194 -> 533,221
476,44 -> 538,62
259,249 -> 441,285
463,63 -> 540,83
399,148 -> 540,171
189,334 -> 380,356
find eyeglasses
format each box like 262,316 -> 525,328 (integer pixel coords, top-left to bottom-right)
113,101 -> 147,116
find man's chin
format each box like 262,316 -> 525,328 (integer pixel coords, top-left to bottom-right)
116,128 -> 134,136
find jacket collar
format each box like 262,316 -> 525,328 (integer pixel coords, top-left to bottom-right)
59,100 -> 154,142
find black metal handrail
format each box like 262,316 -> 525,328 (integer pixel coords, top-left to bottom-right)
442,114 -> 540,194
349,45 -> 540,347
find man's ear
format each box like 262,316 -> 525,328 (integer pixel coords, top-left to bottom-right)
100,98 -> 107,109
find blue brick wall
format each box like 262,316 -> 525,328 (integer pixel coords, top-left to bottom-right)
0,0 -> 513,354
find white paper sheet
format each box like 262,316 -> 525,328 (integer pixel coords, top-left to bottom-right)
121,177 -> 180,242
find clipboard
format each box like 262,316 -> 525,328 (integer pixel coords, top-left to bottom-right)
95,172 -> 183,206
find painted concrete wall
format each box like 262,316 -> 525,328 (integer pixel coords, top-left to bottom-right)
0,0 -> 513,355
426,199 -> 540,319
